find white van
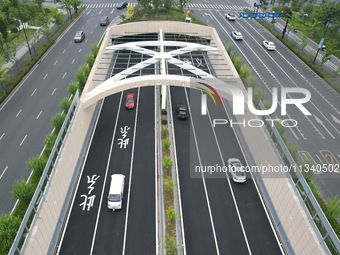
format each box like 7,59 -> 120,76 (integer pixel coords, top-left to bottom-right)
108,174 -> 125,211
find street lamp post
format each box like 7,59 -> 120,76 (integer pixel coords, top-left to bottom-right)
312,21 -> 330,65
282,11 -> 292,39
17,6 -> 32,56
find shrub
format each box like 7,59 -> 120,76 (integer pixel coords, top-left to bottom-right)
162,156 -> 173,171
165,234 -> 177,255
68,81 -> 79,95
286,141 -> 299,162
226,42 -> 233,54
59,97 -> 72,112
161,125 -> 167,138
0,214 -> 22,255
251,89 -> 264,108
164,179 -> 173,194
11,179 -> 35,205
26,154 -> 48,177
52,112 -> 66,131
166,206 -> 176,222
44,132 -> 58,155
163,138 -> 171,151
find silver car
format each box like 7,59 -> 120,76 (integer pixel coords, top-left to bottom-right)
228,158 -> 246,183
74,31 -> 85,43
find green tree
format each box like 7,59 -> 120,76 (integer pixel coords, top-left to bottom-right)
178,0 -> 190,12
0,67 -> 10,93
62,0 -> 73,18
70,0 -> 82,13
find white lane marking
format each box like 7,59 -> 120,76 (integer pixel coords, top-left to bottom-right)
51,88 -> 57,96
204,94 -> 252,254
16,109 -> 22,117
212,10 -> 307,140
331,114 -> 340,125
154,87 -> 160,254
36,111 -> 42,119
314,115 -> 334,139
168,87 -> 187,254
0,166 -> 8,179
227,13 -> 323,139
0,133 -> 4,140
62,49 -> 66,54
79,48 -> 82,53
54,60 -> 58,65
43,73 -> 48,79
337,154 -> 340,159
20,135 -> 27,146
222,97 -> 285,254
56,98 -> 106,254
72,59 -> 75,64
90,93 -> 124,254
240,14 -> 340,136
122,88 -> 141,255
184,88 -> 221,255
62,72 -> 67,79
315,154 -> 324,164
31,89 -> 37,96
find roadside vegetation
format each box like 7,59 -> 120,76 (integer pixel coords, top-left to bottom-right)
227,43 -> 340,240
1,0 -> 193,253
0,0 -> 82,104
254,0 -> 340,92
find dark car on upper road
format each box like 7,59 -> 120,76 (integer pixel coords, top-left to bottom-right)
116,1 -> 128,9
100,16 -> 109,26
176,105 -> 189,119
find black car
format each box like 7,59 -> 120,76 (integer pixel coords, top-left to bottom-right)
176,105 -> 189,119
116,1 -> 128,9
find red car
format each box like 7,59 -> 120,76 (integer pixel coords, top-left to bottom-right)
125,93 -> 136,109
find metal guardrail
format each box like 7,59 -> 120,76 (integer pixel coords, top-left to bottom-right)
9,91 -> 80,254
258,101 -> 340,255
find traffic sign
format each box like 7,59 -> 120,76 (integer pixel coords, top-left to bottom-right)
247,12 -> 253,19
256,12 -> 261,19
273,12 -> 279,20
264,12 -> 270,19
240,12 -> 244,19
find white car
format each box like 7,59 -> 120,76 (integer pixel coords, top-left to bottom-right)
226,12 -> 237,21
231,31 -> 243,40
228,158 -> 246,183
263,40 -> 276,50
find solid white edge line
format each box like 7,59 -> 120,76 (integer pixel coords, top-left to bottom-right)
222,100 -> 285,255
89,92 -> 124,254
56,98 -> 105,254
184,88 -> 220,255
122,87 -> 140,255
155,86 -> 159,255
204,97 -> 252,254
168,87 -> 187,254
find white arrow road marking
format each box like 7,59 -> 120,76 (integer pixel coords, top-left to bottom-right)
330,114 -> 340,125
314,115 -> 335,139
205,13 -> 213,19
298,151 -> 315,162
